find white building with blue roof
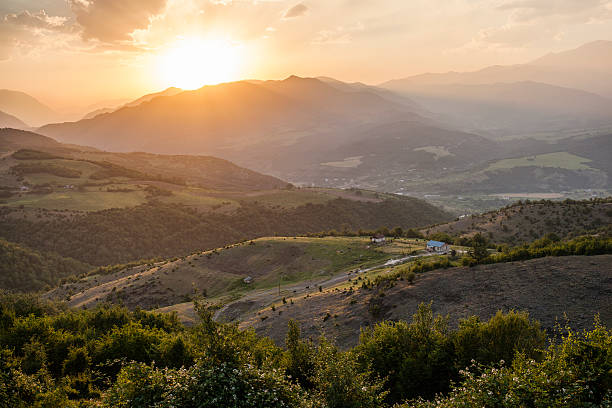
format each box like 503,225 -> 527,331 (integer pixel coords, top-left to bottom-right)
426,240 -> 449,253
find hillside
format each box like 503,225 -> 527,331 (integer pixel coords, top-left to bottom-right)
46,236 -> 405,310
380,81 -> 612,138
0,195 -> 451,267
0,238 -> 89,292
0,90 -> 59,127
424,198 -> 612,244
0,128 -> 64,152
241,255 -> 612,348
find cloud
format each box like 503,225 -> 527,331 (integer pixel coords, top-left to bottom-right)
498,0 -> 612,23
312,22 -> 364,45
4,10 -> 68,29
68,0 -> 168,43
0,9 -> 71,60
283,3 -> 308,19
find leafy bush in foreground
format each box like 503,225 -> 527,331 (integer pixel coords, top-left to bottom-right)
405,320 -> 612,408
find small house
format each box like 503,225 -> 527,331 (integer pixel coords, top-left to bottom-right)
371,234 -> 386,244
243,276 -> 253,284
426,240 -> 449,253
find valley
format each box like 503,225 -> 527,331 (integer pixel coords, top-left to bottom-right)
0,25 -> 611,406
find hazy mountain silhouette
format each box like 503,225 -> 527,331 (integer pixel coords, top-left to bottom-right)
382,40 -> 612,97
38,76 -> 433,172
0,90 -> 60,127
382,81 -> 612,138
0,110 -> 29,129
82,87 -> 184,120
380,41 -> 612,137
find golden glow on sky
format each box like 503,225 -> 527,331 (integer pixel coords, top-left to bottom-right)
157,37 -> 241,90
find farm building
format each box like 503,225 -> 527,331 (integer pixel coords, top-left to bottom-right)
371,234 -> 386,244
426,240 -> 449,253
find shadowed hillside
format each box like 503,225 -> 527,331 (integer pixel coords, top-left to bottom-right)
425,198 -> 612,244
242,255 -> 612,349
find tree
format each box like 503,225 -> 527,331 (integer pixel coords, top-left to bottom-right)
468,233 -> 489,263
283,320 -> 315,389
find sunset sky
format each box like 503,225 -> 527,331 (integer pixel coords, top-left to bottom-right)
2,0 -> 612,111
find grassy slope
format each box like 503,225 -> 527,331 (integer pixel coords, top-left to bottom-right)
47,237 -> 417,310
424,198 -> 612,244
241,255 -> 612,349
0,194 -> 451,266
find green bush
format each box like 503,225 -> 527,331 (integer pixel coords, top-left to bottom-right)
453,310 -> 546,370
405,321 -> 612,408
355,303 -> 454,403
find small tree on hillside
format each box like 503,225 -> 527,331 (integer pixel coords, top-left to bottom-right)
469,233 -> 490,263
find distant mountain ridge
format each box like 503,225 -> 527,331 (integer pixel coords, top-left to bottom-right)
0,110 -> 29,129
37,76 -> 495,184
0,90 -> 59,127
382,41 -> 612,97
380,41 -> 612,138
82,87 -> 184,120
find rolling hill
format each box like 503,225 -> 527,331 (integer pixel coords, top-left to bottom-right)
241,255 -> 612,348
0,238 -> 89,292
424,198 -> 612,244
46,236 -> 399,310
0,128 -> 64,152
0,128 -> 453,272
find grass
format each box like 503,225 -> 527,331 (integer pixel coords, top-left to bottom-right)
241,189 -> 334,208
320,156 -> 363,168
3,190 -> 148,211
486,152 -> 593,171
158,187 -> 238,210
413,146 -> 453,160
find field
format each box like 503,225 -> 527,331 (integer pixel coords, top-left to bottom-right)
413,145 -> 453,160
321,156 -> 363,168
5,189 -> 148,211
47,236 -> 430,311
486,152 -> 593,171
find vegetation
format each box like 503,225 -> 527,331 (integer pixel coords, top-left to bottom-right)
425,197 -> 612,244
0,198 -> 450,266
0,294 -> 608,407
10,162 -> 82,179
0,239 -> 89,292
12,149 -> 62,160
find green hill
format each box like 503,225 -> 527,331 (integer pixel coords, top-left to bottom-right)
424,198 -> 612,244
0,195 -> 451,267
0,239 -> 89,292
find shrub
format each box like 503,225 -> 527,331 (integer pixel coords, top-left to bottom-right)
355,303 -> 454,403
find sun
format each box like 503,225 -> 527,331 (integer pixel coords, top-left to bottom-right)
158,37 -> 240,90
